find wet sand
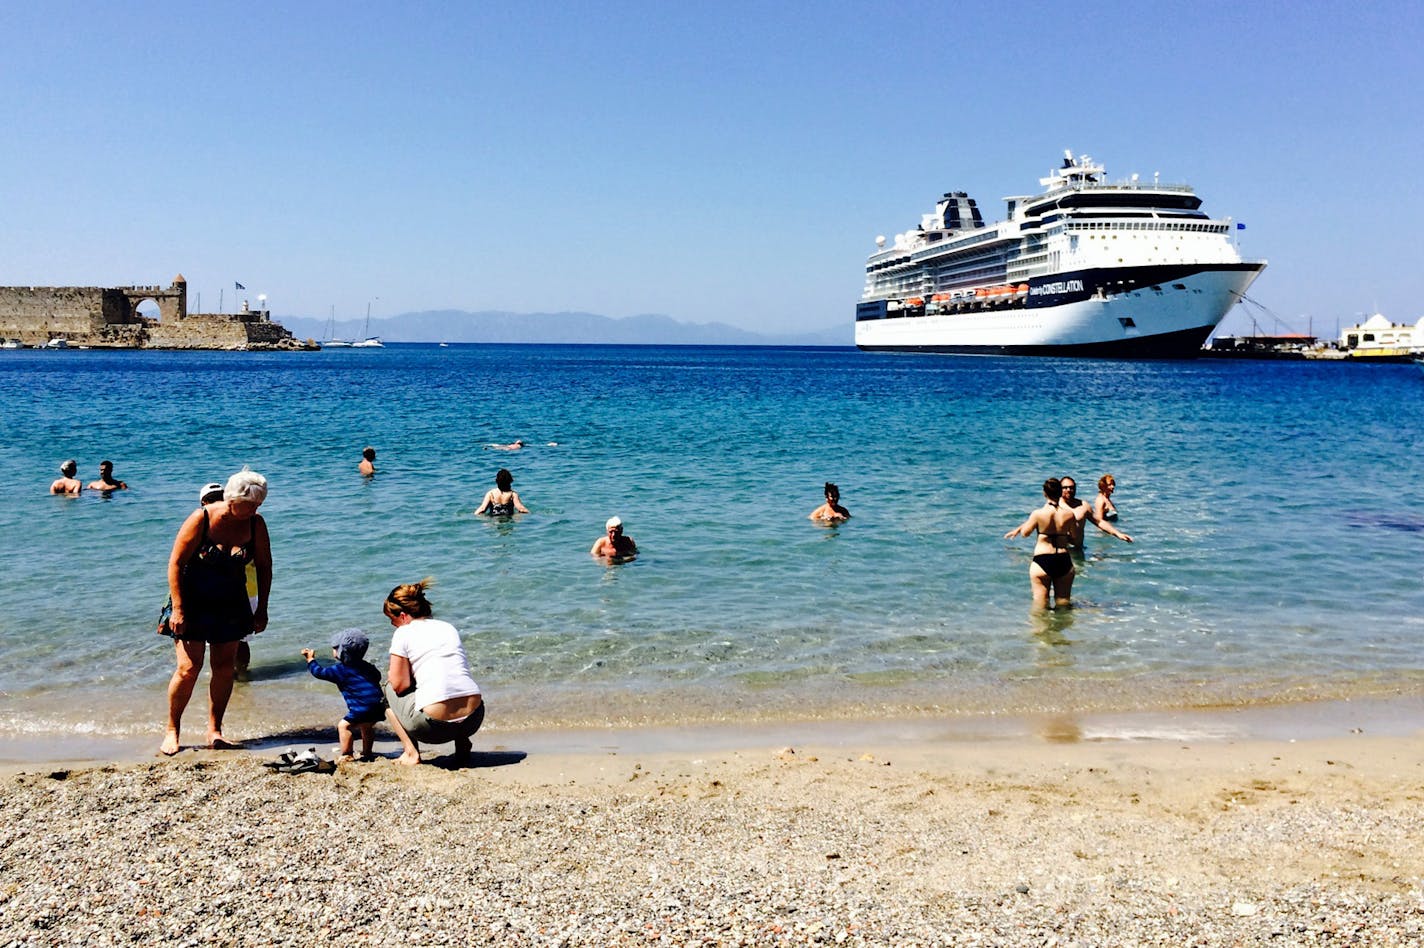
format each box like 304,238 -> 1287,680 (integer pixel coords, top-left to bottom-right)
2,710 -> 1421,944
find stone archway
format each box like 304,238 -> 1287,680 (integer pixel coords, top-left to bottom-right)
119,275 -> 187,323
134,298 -> 162,320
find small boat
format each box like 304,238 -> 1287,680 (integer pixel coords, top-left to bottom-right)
322,306 -> 353,348
1,339 -> 23,349
45,337 -> 69,349
350,302 -> 384,347
438,342 -> 450,348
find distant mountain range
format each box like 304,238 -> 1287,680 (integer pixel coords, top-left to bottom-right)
278,309 -> 852,347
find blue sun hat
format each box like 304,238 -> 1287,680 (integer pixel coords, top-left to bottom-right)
329,628 -> 370,664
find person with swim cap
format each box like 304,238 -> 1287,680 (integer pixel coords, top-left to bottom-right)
591,516 -> 637,559
50,460 -> 82,495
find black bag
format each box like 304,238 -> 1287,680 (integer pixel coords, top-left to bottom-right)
157,596 -> 177,638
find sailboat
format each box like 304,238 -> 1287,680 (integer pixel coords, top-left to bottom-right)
352,302 -> 384,348
322,306 -> 353,348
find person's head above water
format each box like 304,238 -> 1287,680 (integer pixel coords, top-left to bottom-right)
362,446 -> 376,462
1098,474 -> 1115,493
384,577 -> 435,621
1043,477 -> 1064,502
495,468 -> 513,491
59,459 -> 77,477
824,482 -> 839,502
199,482 -> 225,505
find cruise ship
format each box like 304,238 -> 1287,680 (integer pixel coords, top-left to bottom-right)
855,151 -> 1266,358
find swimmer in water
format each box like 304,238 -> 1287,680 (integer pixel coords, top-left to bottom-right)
87,460 -> 128,492
1093,474 -> 1118,521
475,468 -> 529,516
50,459 -> 82,495
1059,475 -> 1132,549
808,482 -> 850,522
591,516 -> 637,559
359,446 -> 376,476
1004,477 -> 1079,611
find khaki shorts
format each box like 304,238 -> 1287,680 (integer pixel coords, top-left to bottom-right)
383,683 -> 485,745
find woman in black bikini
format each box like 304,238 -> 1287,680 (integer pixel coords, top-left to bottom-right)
1004,477 -> 1078,611
474,468 -> 529,516
160,469 -> 272,755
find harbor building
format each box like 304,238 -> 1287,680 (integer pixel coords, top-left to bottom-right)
0,275 -> 310,349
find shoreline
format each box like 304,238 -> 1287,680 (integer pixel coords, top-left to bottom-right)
5,693 -> 1420,774
3,709 -> 1421,942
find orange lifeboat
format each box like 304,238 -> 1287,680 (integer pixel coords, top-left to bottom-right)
906,298 -> 924,307
1015,284 -> 1029,295
974,287 -> 989,298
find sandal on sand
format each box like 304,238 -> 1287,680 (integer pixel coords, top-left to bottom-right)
281,757 -> 335,775
261,751 -> 299,769
274,749 -> 334,775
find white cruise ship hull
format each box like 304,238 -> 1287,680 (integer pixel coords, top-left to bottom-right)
856,263 -> 1263,358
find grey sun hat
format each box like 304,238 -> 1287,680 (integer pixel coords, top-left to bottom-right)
329,628 -> 370,664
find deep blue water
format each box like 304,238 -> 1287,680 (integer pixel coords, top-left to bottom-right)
2,344 -> 1422,746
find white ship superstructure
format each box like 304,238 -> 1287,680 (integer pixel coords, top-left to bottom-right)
855,151 -> 1266,357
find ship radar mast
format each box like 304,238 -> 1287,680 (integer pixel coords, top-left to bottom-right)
1042,150 -> 1104,189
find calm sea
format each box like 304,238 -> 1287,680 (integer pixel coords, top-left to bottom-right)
2,344 -> 1422,755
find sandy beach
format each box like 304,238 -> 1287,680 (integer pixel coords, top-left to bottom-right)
2,715 -> 1421,945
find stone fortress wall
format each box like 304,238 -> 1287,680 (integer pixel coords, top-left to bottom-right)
0,275 -> 309,349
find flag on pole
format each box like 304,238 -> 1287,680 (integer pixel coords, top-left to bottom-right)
1235,223 -> 1246,230
235,282 -> 246,290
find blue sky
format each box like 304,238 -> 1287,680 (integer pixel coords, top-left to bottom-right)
2,1 -> 1419,337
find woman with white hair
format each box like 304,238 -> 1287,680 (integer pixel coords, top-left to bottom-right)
160,468 -> 272,755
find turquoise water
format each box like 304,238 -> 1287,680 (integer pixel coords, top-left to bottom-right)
2,344 -> 1422,749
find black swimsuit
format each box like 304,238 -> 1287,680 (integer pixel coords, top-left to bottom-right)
1033,528 -> 1074,579
178,508 -> 256,643
485,492 -> 515,516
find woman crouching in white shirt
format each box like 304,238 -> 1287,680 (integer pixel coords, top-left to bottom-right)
382,578 -> 484,766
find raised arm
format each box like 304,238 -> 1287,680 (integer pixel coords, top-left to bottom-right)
1088,508 -> 1133,542
1004,510 -> 1040,540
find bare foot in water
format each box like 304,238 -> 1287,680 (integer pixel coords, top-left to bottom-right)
159,732 -> 181,756
207,733 -> 241,750
395,750 -> 421,766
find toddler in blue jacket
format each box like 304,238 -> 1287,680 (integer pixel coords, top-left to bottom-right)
302,628 -> 388,761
